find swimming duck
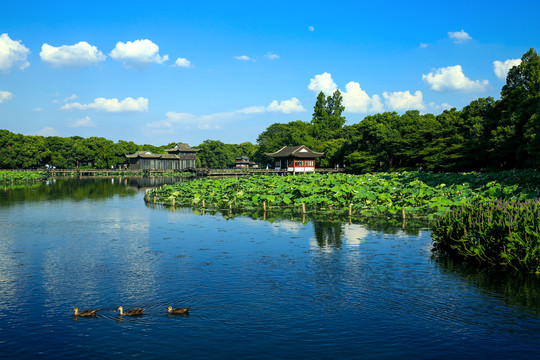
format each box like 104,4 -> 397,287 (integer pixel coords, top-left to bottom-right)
166,306 -> 190,315
116,306 -> 144,316
72,307 -> 98,317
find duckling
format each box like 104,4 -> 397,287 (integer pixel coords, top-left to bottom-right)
166,306 -> 190,315
116,306 -> 144,316
72,307 -> 98,317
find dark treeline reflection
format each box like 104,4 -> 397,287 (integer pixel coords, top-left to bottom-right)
0,178 -> 138,205
434,256 -> 540,312
0,177 -> 192,206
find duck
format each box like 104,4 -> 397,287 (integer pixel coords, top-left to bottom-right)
116,306 -> 144,316
72,307 -> 98,317
166,306 -> 190,315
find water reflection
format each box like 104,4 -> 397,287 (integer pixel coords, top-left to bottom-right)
151,205 -> 430,253
0,177 -> 190,206
434,256 -> 540,312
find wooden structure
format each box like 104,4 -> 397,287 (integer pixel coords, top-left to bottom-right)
126,142 -> 199,170
234,156 -> 259,169
266,145 -> 324,173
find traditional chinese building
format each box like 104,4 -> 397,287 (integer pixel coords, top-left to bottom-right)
126,142 -> 199,170
234,156 -> 259,169
266,145 -> 324,173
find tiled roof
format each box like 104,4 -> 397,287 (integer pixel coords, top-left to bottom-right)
266,145 -> 324,158
164,142 -> 199,153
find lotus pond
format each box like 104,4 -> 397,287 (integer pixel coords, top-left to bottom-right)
1,177 -> 540,359
149,170 -> 540,219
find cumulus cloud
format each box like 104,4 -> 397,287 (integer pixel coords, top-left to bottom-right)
173,57 -> 191,67
383,90 -> 425,111
309,74 -> 382,113
422,65 -> 489,92
37,127 -> 58,136
0,90 -> 14,104
234,55 -> 253,61
0,33 -> 30,72
308,72 -> 337,95
493,58 -> 522,81
67,116 -> 95,128
40,42 -> 106,68
448,30 -> 472,43
341,81 -> 372,113
419,43 -> 429,49
267,98 -> 305,113
61,97 -> 149,112
110,39 -> 168,68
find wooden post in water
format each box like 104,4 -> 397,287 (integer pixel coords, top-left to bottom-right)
153,196 -> 156,204
263,201 -> 267,212
202,200 -> 205,208
349,204 -> 352,216
302,203 -> 306,214
172,198 -> 175,207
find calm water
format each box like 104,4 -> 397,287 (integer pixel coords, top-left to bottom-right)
1,178 -> 540,359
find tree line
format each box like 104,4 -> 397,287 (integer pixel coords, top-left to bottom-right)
1,48 -> 538,172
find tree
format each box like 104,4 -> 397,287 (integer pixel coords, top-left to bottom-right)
195,140 -> 237,168
311,90 -> 346,140
492,48 -> 540,168
254,121 -> 315,165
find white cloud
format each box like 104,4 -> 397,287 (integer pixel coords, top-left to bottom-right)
0,33 -> 30,72
0,90 -> 14,104
370,94 -> 384,113
110,39 -> 168,68
308,72 -> 337,95
265,53 -> 279,60
308,26 -> 315,32
341,81 -> 372,113
67,116 -> 95,128
234,55 -> 253,61
422,65 -> 489,92
40,42 -> 106,68
493,58 -> 522,81
310,74 -> 382,113
34,107 -> 43,112
267,98 -> 305,113
64,94 -> 78,102
383,90 -> 425,110
419,43 -> 428,49
37,127 -> 58,136
149,97 -> 305,131
173,57 -> 191,68
237,106 -> 266,114
61,97 -> 149,112
448,30 -> 472,43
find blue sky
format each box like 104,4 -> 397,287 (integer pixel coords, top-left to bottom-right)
1,0 -> 539,146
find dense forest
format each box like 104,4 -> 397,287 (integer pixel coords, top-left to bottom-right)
1,48 -> 538,172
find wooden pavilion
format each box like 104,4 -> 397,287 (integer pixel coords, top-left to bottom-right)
266,145 -> 324,173
126,142 -> 199,170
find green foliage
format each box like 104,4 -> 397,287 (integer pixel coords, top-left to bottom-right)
311,90 -> 346,140
195,140 -> 258,168
0,170 -> 47,182
149,170 -> 540,220
432,199 -> 540,273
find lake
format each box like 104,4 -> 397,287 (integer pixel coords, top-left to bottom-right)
1,178 -> 540,359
